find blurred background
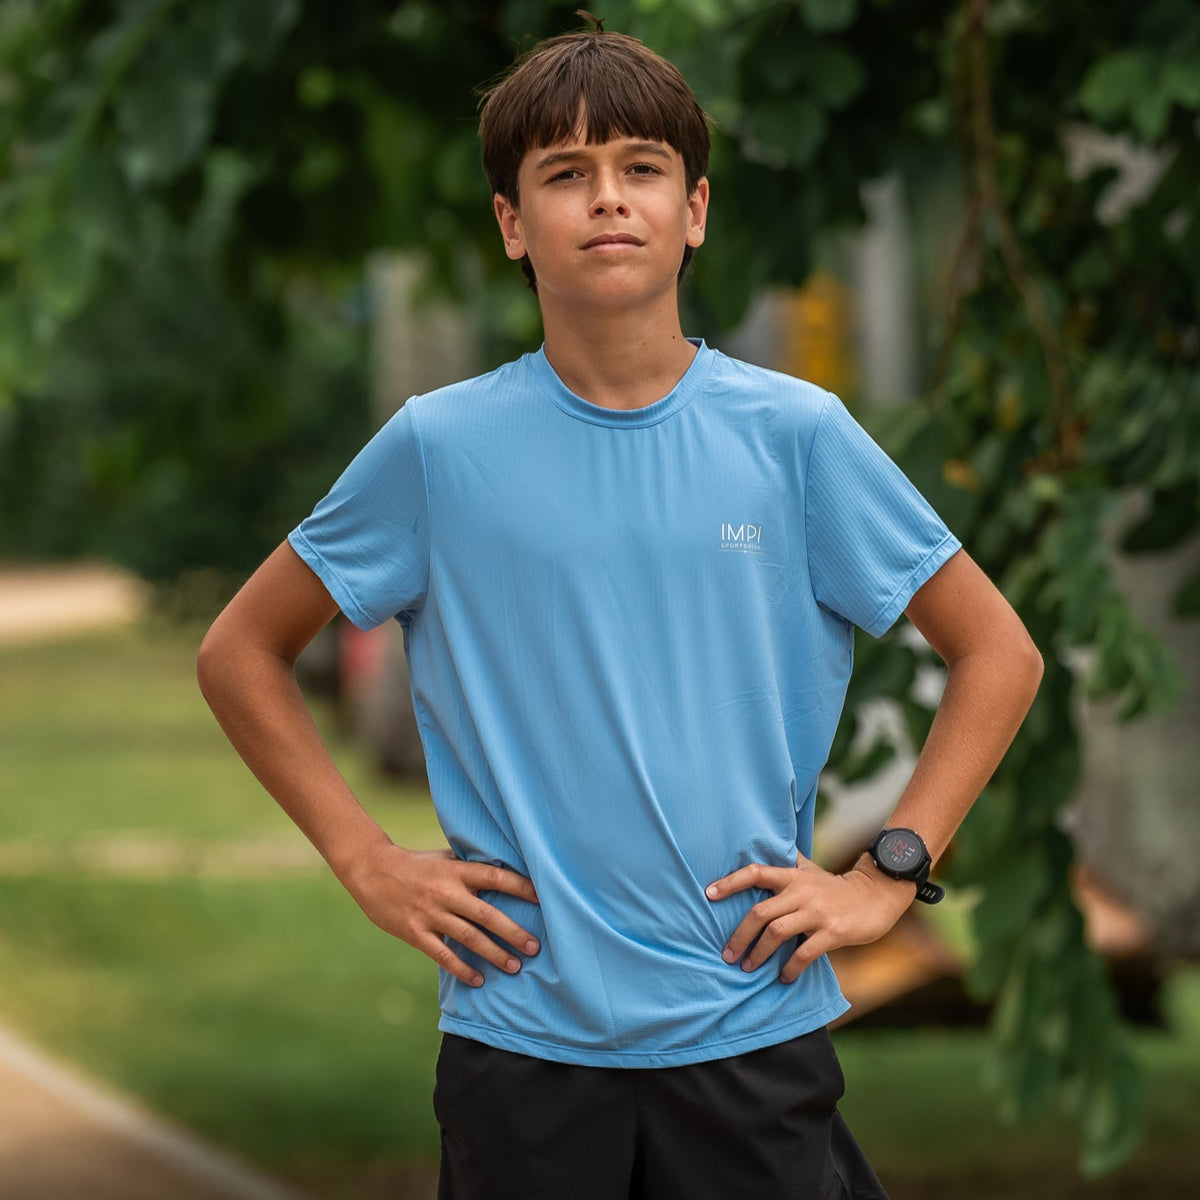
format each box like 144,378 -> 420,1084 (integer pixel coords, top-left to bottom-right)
0,2 -> 1197,1197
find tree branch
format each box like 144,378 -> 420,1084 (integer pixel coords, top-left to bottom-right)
946,0 -> 1076,466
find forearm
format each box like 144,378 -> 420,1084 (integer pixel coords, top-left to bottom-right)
196,629 -> 390,880
712,553 -> 1042,976
864,634 -> 1043,871
196,541 -> 540,985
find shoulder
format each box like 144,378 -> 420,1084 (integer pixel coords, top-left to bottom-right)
404,355 -> 534,440
704,349 -> 834,441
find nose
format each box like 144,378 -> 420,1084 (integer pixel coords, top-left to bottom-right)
590,168 -> 630,217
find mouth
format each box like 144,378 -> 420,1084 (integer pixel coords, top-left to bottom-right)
582,233 -> 644,249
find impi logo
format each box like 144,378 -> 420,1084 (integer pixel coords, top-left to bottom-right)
720,522 -> 764,553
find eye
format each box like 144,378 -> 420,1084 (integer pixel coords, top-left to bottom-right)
629,162 -> 663,176
549,168 -> 581,182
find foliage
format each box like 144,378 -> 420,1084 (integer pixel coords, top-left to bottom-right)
2,0 -> 1198,1174
0,0 -> 372,580
826,0 -> 1199,1175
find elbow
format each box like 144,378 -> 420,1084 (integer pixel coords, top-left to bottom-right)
1015,629 -> 1044,706
195,619 -> 230,708
1027,646 -> 1044,702
195,628 -> 217,705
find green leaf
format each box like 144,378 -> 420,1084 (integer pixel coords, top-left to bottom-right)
1079,51 -> 1151,122
799,0 -> 857,34
1116,627 -> 1181,721
24,217 -> 99,319
669,0 -> 729,28
434,132 -> 488,206
971,849 -> 1053,945
1027,893 -> 1083,960
213,0 -> 300,67
807,45 -> 866,109
189,149 -> 261,257
898,695 -> 936,750
1130,86 -> 1173,142
945,781 -> 1015,884
742,97 -> 826,167
1080,1050 -> 1143,1176
754,37 -> 864,109
115,11 -> 233,185
1066,952 -> 1117,1057
0,293 -> 39,387
1002,1037 -> 1059,1121
991,943 -> 1030,1045
1067,243 -> 1115,292
837,737 -> 896,785
665,37 -> 743,108
756,34 -> 809,93
1089,595 -> 1180,719
1163,55 -> 1200,108
67,149 -> 136,255
1014,741 -> 1079,821
964,929 -> 1016,1000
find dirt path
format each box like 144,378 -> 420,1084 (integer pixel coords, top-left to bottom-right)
0,1021 -> 309,1200
0,562 -> 145,646
0,833 -> 325,879
0,563 -> 319,1198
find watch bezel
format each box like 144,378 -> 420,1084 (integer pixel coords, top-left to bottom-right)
869,827 -> 932,885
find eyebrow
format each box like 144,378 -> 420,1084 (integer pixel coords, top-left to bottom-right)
533,142 -> 674,171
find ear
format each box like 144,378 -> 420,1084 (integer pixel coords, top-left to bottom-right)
685,177 -> 709,249
493,194 -> 527,262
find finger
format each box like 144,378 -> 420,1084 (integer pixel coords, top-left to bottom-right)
705,862 -> 790,901
443,918 -> 524,975
463,862 -> 540,905
721,895 -> 791,964
780,931 -> 834,984
742,913 -> 810,972
415,932 -> 485,988
467,894 -> 541,956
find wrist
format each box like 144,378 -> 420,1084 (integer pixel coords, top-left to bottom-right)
326,827 -> 398,885
851,852 -> 918,900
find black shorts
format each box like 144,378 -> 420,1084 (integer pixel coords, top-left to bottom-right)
434,1028 -> 890,1200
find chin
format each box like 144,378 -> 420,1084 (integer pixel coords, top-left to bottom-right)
549,273 -> 677,307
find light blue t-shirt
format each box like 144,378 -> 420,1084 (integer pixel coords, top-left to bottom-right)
289,340 -> 960,1067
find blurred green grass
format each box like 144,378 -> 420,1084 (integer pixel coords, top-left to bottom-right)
0,624 -> 444,846
0,623 -> 1197,1198
0,874 -> 444,1165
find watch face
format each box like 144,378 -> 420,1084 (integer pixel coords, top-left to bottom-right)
876,830 -> 922,876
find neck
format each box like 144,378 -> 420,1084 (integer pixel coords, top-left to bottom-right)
539,294 -> 697,411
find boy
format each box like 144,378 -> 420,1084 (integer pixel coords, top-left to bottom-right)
198,27 -> 1043,1200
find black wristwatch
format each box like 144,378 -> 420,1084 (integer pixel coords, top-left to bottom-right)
868,828 -> 945,905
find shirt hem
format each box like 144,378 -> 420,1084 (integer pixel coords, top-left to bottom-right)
287,528 -> 379,631
436,996 -> 852,1068
864,533 -> 962,638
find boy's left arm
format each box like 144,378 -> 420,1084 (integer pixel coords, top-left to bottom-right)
706,549 -> 1044,983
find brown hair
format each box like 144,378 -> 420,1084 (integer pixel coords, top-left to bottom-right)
478,30 -> 711,290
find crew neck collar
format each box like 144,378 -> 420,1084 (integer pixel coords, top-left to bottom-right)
529,338 -> 714,428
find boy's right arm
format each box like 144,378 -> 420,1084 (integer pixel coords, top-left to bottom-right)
196,541 -> 540,987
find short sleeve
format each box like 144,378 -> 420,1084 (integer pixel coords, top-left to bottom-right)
804,395 -> 960,637
288,402 -> 430,630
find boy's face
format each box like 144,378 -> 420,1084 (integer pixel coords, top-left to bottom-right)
493,120 -> 708,313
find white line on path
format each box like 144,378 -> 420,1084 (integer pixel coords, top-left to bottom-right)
0,1019 -> 311,1200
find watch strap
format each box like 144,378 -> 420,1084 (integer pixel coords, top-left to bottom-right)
915,880 -> 945,905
